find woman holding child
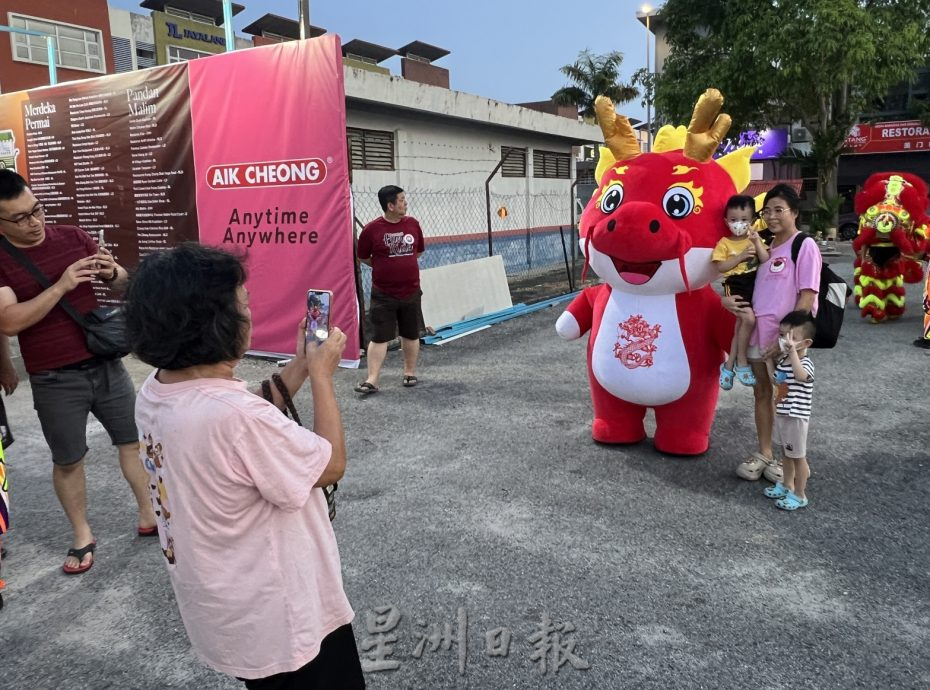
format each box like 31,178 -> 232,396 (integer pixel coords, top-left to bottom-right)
726,184 -> 821,486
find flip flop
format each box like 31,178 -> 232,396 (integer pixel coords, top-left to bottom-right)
719,364 -> 735,390
354,382 -> 379,395
137,525 -> 158,537
62,541 -> 96,575
734,365 -> 757,386
402,375 -> 418,388
775,491 -> 809,511
763,482 -> 789,499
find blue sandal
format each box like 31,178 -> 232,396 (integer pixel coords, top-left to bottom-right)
775,491 -> 809,511
719,364 -> 735,390
734,365 -> 757,386
763,482 -> 788,499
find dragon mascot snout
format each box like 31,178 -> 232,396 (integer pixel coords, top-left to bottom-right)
557,89 -> 751,455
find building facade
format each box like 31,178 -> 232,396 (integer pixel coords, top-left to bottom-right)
2,1 -> 600,285
0,0 -> 115,94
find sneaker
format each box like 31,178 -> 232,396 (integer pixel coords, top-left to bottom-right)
735,452 -> 772,481
762,457 -> 784,483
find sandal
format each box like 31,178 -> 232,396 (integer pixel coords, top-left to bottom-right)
763,482 -> 789,499
402,375 -> 418,388
719,364 -> 735,390
775,491 -> 809,511
734,365 -> 757,386
62,541 -> 96,575
354,382 -> 379,395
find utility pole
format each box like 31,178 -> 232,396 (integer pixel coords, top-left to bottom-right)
298,0 -> 311,39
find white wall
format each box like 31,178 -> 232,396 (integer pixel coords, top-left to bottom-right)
345,67 -> 600,241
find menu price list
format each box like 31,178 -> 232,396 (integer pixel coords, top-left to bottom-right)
20,66 -> 199,278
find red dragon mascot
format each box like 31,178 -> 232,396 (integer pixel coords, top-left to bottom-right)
556,89 -> 752,455
852,172 -> 929,323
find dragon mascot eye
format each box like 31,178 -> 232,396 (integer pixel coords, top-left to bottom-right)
663,187 -> 695,218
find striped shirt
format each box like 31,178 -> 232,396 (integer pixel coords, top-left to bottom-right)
773,355 -> 814,420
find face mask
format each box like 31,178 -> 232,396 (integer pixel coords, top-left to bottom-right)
728,220 -> 750,236
778,336 -> 791,354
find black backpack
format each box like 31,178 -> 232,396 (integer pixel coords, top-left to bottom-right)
791,233 -> 852,348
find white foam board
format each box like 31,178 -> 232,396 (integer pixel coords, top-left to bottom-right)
419,255 -> 513,329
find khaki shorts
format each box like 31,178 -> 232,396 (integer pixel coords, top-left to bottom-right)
773,414 -> 809,459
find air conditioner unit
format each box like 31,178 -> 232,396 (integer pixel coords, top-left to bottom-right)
792,127 -> 812,143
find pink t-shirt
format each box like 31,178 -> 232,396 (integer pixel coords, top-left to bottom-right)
135,373 -> 354,679
751,233 -> 821,350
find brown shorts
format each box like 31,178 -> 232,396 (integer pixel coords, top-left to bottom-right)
368,288 -> 423,343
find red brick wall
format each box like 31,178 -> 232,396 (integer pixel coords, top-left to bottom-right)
401,58 -> 449,88
252,35 -> 287,47
0,0 -> 113,93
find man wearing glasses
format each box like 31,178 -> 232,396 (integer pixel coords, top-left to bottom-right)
0,170 -> 155,575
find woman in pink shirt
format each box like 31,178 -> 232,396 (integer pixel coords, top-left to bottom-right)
124,244 -> 364,689
729,185 -> 821,484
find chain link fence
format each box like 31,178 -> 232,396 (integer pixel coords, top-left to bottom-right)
352,184 -> 583,308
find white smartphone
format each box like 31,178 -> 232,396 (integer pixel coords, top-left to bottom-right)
306,289 -> 333,344
98,229 -> 105,248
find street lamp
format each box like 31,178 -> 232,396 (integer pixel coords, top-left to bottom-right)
636,4 -> 658,152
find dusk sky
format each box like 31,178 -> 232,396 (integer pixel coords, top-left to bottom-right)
107,0 -> 653,120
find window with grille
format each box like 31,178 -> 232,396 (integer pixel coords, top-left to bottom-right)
112,36 -> 132,73
500,146 -> 526,177
533,150 -> 571,179
167,45 -> 212,63
136,42 -> 156,68
347,127 -> 395,171
9,14 -> 104,73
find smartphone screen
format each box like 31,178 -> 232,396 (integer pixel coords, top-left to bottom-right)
306,289 -> 333,344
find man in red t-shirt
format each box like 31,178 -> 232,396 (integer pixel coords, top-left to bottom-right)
355,186 -> 425,394
0,170 -> 156,575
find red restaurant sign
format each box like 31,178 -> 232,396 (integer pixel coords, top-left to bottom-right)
845,120 -> 930,154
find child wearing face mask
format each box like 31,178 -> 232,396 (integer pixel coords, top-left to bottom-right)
713,195 -> 770,389
762,310 -> 816,511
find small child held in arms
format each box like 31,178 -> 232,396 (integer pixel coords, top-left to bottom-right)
713,194 -> 770,389
763,311 -> 816,511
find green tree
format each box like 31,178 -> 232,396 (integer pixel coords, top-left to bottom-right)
552,50 -> 638,119
654,0 -> 930,224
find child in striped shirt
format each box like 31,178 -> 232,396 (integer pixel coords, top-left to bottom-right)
763,311 -> 816,511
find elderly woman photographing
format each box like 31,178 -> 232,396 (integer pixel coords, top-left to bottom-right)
124,243 -> 365,689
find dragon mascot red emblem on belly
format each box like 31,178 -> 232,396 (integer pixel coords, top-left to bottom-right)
851,172 -> 929,324
556,89 -> 750,456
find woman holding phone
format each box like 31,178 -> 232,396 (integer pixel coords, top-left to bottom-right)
125,243 -> 365,689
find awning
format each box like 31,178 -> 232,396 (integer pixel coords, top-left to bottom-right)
743,179 -> 803,198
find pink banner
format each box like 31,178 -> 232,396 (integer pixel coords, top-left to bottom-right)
188,37 -> 358,361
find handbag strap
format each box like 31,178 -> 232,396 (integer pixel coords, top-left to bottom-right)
0,237 -> 89,329
259,374 -> 302,426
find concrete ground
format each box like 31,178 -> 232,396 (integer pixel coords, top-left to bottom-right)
2,243 -> 929,689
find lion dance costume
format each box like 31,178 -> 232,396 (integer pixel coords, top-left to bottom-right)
556,89 -> 750,455
852,173 -> 929,324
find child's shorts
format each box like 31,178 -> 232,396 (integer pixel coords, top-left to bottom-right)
774,415 -> 809,459
723,271 -> 757,303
